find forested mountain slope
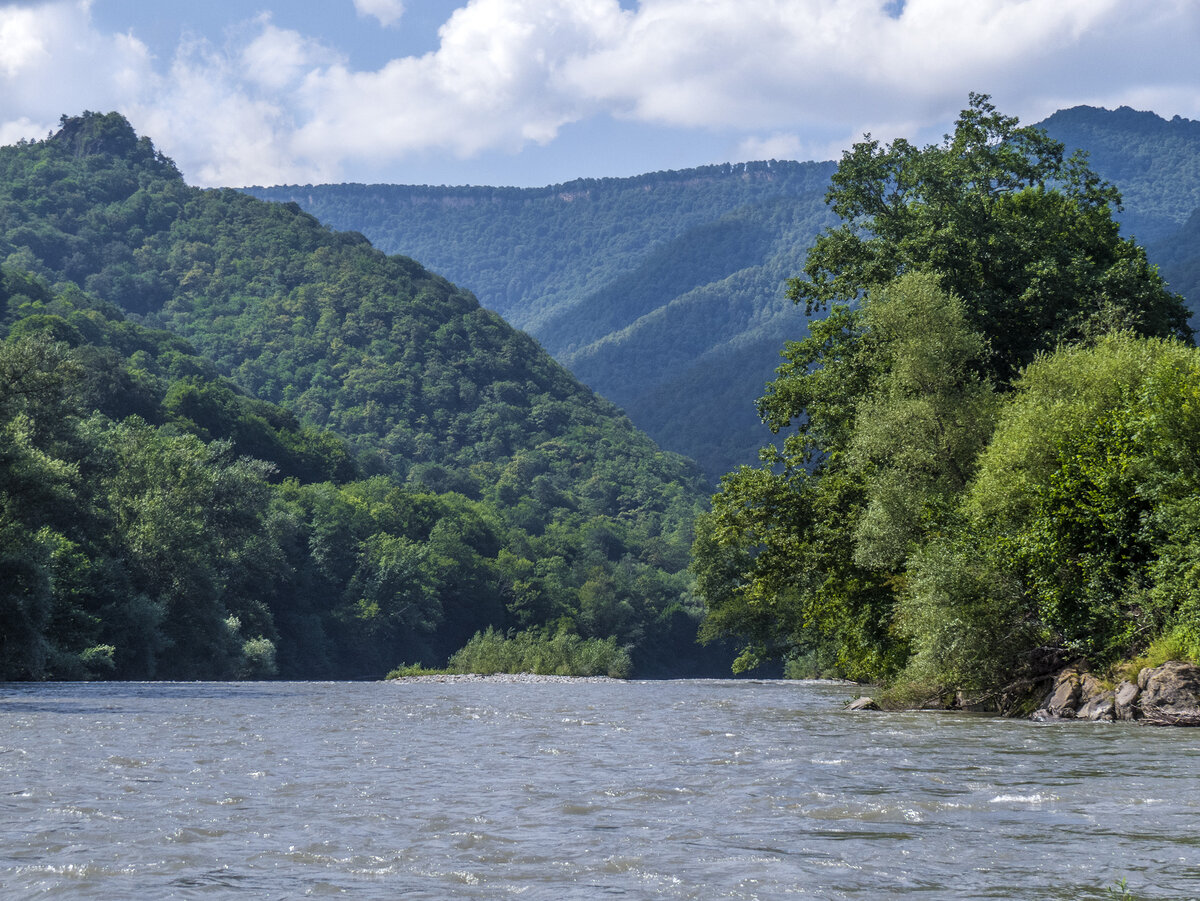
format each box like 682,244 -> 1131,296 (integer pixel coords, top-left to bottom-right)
248,164 -> 837,480
1039,105 -> 1200,243
0,112 -> 718,680
249,107 -> 1200,481
1039,106 -> 1200,317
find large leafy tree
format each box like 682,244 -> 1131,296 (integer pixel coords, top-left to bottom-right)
696,95 -> 1192,681
792,92 -> 1190,378
898,335 -> 1200,695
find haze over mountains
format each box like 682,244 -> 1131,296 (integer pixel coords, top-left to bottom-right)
248,106 -> 1200,482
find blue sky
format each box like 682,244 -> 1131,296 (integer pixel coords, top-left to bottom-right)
1,0 -> 1198,188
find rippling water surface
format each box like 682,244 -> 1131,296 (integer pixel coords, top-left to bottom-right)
2,679 -> 1199,899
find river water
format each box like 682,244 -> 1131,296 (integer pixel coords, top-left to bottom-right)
2,679 -> 1199,900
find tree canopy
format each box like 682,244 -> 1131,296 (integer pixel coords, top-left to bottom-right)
695,96 -> 1195,694
791,92 -> 1190,379
0,112 -> 724,680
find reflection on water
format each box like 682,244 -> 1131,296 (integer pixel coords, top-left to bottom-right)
2,679 -> 1198,899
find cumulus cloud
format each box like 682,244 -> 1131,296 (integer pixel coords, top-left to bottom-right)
0,0 -> 155,140
0,0 -> 1197,186
293,0 -> 625,165
354,0 -> 406,28
128,31 -> 329,187
241,15 -> 340,91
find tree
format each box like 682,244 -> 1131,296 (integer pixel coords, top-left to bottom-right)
696,275 -> 992,679
696,96 -> 1191,681
791,92 -> 1190,380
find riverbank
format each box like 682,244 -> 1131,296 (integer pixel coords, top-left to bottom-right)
847,659 -> 1200,725
1030,660 -> 1200,725
387,672 -> 623,684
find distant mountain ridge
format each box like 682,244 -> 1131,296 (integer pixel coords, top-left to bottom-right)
1039,105 -> 1200,242
246,105 -> 1200,480
248,162 -> 837,478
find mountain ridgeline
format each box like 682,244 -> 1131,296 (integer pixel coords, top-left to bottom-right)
248,106 -> 1200,481
248,163 -> 839,480
0,112 -> 718,681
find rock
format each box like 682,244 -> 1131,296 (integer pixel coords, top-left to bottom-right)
1138,666 -> 1154,691
1138,661 -> 1200,725
1074,674 -> 1114,721
1031,666 -> 1115,721
846,696 -> 880,711
1114,680 -> 1140,721
1077,692 -> 1115,721
1028,660 -> 1200,725
1042,669 -> 1083,718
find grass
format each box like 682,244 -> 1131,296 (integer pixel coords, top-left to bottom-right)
1113,625 -> 1198,684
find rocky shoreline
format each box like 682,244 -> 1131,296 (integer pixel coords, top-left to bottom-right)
847,660 -> 1200,725
1031,660 -> 1200,725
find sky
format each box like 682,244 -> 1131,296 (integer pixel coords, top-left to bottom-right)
1,0 -> 1198,189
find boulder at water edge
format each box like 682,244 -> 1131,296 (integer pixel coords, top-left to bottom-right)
1032,661 -> 1200,725
1137,661 -> 1200,726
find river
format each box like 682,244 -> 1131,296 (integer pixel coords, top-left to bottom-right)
2,679 -> 1198,899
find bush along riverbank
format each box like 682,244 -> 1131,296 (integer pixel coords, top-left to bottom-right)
386,626 -> 633,680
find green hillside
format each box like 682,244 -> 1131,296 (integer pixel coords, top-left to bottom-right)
0,112 -> 720,680
247,164 -> 836,479
1038,106 -> 1200,321
1038,105 -> 1200,243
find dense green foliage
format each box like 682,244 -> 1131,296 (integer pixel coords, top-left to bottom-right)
389,625 -> 633,679
0,112 -> 721,680
248,106 -> 1200,482
694,97 -> 1196,696
899,335 -> 1200,695
791,95 -> 1190,379
0,267 -> 517,678
248,165 -> 837,480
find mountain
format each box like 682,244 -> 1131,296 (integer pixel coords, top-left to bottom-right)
1037,105 -> 1200,243
1037,106 -> 1200,320
247,163 -> 837,480
0,112 -> 720,680
248,106 -> 1200,481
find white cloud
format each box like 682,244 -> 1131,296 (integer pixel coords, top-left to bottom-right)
354,0 -> 406,28
735,133 -> 808,163
0,0 -> 154,126
129,34 -> 316,187
0,115 -> 52,147
565,0 -> 1137,129
242,15 -> 340,92
0,0 -> 1197,186
293,0 -> 626,165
